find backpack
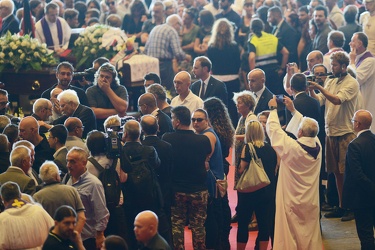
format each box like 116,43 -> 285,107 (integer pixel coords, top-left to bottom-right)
88,157 -> 121,210
121,151 -> 160,209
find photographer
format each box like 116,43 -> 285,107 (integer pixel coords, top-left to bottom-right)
73,57 -> 109,91
85,130 -> 127,238
308,51 -> 362,221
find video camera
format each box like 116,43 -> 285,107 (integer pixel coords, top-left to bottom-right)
105,116 -> 136,159
73,67 -> 97,82
307,73 -> 332,86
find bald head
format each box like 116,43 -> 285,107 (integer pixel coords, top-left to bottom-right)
134,210 -> 159,243
248,68 -> 266,92
140,115 -> 159,135
123,120 -> 141,141
64,117 -> 83,138
173,71 -> 191,97
353,110 -> 372,132
51,87 -> 63,98
307,50 -> 324,71
138,93 -> 157,114
19,116 -> 40,143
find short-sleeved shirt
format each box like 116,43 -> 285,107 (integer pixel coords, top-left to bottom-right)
170,91 -> 203,114
316,74 -> 361,136
86,84 -> 128,130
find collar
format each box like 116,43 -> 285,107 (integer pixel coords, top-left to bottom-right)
72,169 -> 89,185
5,198 -> 28,210
356,50 -> 370,62
202,75 -> 211,85
276,18 -> 284,30
357,129 -> 371,137
53,146 -> 67,158
72,104 -> 80,116
2,13 -> 13,21
255,85 -> 265,98
8,166 -> 27,174
151,108 -> 159,117
294,91 -> 305,98
45,16 -> 58,25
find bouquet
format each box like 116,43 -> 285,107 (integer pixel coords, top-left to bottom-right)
72,24 -> 127,69
0,32 -> 58,72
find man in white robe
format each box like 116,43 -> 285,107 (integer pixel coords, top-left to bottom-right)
349,32 -> 375,133
35,2 -> 71,55
266,96 -> 323,250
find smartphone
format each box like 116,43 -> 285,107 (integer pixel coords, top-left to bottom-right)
276,94 -> 284,104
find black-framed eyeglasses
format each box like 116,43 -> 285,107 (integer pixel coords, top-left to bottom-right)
191,118 -> 205,122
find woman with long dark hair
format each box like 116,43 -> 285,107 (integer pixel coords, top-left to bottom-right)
121,0 -> 147,46
204,97 -> 235,250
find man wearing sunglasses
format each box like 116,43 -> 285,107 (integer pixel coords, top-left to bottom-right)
99,0 -> 125,24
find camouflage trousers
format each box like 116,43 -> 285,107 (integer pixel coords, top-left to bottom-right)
171,190 -> 208,250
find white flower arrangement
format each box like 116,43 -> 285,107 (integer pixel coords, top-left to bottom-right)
0,32 -> 58,72
73,24 -> 127,69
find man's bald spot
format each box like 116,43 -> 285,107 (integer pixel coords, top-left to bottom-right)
64,117 -> 81,127
308,50 -> 323,62
136,210 -> 159,228
141,114 -> 158,127
174,71 -> 191,83
249,68 -> 265,80
139,93 -> 157,108
20,116 -> 38,128
356,110 -> 373,129
51,87 -> 63,97
125,120 -> 140,132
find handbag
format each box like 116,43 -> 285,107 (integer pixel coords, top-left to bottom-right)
235,143 -> 270,193
208,169 -> 228,198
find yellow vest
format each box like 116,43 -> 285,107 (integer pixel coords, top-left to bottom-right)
249,31 -> 279,67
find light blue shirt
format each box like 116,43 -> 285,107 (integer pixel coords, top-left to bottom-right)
67,170 -> 109,240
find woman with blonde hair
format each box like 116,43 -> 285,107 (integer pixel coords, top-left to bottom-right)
207,18 -> 241,126
237,120 -> 277,250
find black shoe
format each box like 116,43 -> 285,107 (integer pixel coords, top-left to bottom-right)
341,210 -> 355,222
231,214 -> 238,223
321,202 -> 334,212
324,207 -> 345,218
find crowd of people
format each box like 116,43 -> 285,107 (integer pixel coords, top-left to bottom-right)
1,0 -> 375,249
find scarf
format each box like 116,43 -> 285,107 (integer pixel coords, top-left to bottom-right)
41,17 -> 62,48
297,141 -> 320,160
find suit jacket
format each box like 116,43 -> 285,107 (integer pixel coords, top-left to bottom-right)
155,110 -> 173,138
0,167 -> 36,195
191,76 -> 228,106
52,104 -> 96,138
0,15 -> 20,37
141,135 -> 172,187
343,131 -> 375,209
254,87 -> 273,115
274,19 -> 299,63
285,92 -> 321,124
54,147 -> 68,174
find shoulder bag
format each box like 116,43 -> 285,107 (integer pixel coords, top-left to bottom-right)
235,143 -> 270,193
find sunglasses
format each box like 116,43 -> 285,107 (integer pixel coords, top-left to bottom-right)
191,118 -> 205,122
106,1 -> 115,6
